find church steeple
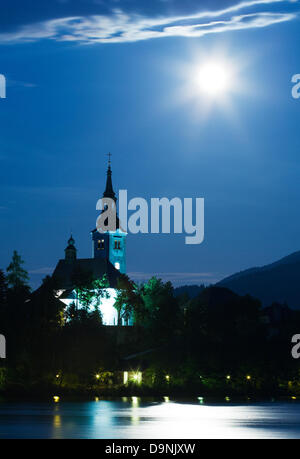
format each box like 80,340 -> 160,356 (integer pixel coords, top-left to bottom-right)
103,153 -> 116,202
65,235 -> 77,261
91,154 -> 126,274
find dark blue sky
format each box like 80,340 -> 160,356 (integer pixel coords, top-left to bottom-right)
1,0 -> 300,287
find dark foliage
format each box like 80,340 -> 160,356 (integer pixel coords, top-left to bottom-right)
1,259 -> 300,396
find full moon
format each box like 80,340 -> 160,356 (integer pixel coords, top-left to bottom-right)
173,51 -> 242,115
196,61 -> 232,97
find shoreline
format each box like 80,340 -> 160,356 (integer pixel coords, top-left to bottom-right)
1,391 -> 298,404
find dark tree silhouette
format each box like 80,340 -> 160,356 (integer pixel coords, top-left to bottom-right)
6,251 -> 29,290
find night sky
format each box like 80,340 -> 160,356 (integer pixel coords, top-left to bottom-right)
0,0 -> 300,288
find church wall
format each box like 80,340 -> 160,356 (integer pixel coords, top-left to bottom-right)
108,230 -> 127,274
59,288 -> 133,326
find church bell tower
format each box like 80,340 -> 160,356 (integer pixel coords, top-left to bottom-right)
65,235 -> 77,261
91,155 -> 127,274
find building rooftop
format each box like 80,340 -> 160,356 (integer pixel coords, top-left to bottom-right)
52,257 -> 121,290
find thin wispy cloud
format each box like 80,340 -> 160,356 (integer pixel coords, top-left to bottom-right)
7,79 -> 37,88
0,0 -> 298,44
29,267 -> 54,275
128,272 -> 223,285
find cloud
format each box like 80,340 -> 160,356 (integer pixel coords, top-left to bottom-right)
29,267 -> 54,275
0,0 -> 298,44
128,271 -> 223,285
7,79 -> 37,88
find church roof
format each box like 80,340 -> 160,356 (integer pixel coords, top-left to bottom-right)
93,156 -> 123,232
52,257 -> 121,290
103,156 -> 116,201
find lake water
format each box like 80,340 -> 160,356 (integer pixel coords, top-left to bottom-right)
0,398 -> 300,439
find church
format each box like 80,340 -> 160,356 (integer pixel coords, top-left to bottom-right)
51,158 -> 130,326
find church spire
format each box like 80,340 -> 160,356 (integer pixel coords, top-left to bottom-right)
65,234 -> 77,261
103,153 -> 116,202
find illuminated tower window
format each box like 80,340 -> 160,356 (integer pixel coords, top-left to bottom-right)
97,239 -> 105,250
115,262 -> 120,270
114,240 -> 121,250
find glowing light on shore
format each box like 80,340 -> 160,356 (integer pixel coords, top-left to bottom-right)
132,396 -> 139,406
133,372 -> 142,384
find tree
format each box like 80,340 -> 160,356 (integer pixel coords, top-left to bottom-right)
6,250 -> 29,290
4,253 -> 30,359
30,275 -> 65,330
4,254 -> 31,373
67,269 -> 110,324
185,286 -> 264,373
20,275 -> 65,379
75,275 -> 109,315
115,274 -> 143,325
139,277 -> 182,342
0,269 -> 8,324
0,269 -> 7,308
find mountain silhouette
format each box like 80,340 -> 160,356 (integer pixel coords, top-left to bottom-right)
217,251 -> 300,309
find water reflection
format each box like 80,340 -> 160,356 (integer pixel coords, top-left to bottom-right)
0,398 -> 300,439
53,415 -> 61,428
131,396 -> 140,407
